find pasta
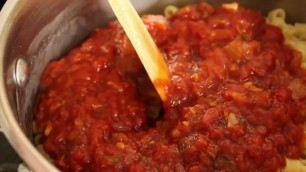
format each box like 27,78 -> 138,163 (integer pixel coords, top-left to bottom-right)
163,2 -> 239,17
163,5 -> 306,172
256,7 -> 306,172
163,5 -> 178,17
34,3 -> 306,172
266,11 -> 306,170
164,6 -> 306,69
267,8 -> 306,69
221,2 -> 238,11
282,159 -> 306,172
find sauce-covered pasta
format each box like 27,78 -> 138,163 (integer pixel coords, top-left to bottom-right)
35,2 -> 306,172
267,8 -> 306,69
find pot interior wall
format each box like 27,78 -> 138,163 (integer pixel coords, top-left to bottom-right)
2,0 -> 305,139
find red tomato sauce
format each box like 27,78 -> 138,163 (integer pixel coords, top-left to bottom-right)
35,2 -> 306,172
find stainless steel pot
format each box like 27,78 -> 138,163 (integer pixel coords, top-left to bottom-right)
0,0 -> 305,171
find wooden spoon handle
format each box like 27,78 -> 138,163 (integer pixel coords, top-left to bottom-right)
108,0 -> 170,101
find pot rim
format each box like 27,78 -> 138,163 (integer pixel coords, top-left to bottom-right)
0,0 -> 58,171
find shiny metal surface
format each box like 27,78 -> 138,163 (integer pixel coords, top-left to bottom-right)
0,0 -> 305,171
14,58 -> 29,88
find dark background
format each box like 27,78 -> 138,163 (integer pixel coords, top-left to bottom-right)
0,1 -> 5,9
0,1 -> 22,172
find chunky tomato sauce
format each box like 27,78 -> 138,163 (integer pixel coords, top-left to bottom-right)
35,3 -> 306,172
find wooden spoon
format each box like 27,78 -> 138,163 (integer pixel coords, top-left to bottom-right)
107,0 -> 170,102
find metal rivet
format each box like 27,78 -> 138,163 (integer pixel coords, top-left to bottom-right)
14,58 -> 29,87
